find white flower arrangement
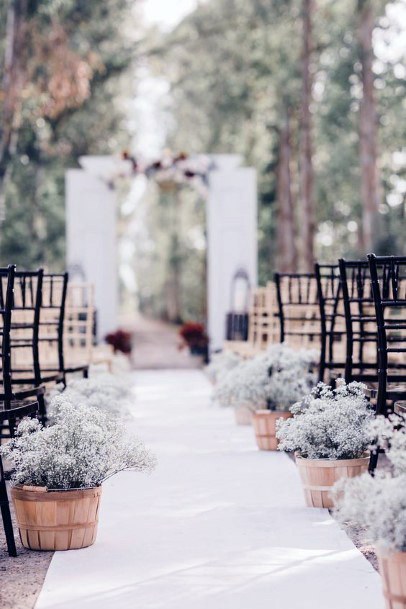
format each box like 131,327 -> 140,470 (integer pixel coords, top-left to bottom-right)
1,395 -> 156,490
276,381 -> 374,459
334,414 -> 406,551
213,344 -> 317,412
205,351 -> 242,384
49,373 -> 134,419
265,346 -> 317,411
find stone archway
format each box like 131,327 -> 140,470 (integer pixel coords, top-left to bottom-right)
65,154 -> 258,351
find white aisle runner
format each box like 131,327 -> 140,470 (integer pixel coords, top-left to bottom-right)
36,370 -> 383,609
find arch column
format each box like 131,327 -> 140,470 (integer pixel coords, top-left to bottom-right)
206,155 -> 257,351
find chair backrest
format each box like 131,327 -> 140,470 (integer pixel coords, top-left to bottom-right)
314,263 -> 346,381
0,265 -> 16,402
247,282 -> 279,351
368,254 -> 406,381
8,269 -> 43,384
39,273 -> 68,373
338,258 -> 380,383
64,282 -> 95,366
274,272 -> 321,349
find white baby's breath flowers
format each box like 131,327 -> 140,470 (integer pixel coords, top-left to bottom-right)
276,381 -> 374,459
205,351 -> 241,384
1,395 -> 156,490
213,344 -> 317,412
333,472 -> 406,551
334,414 -> 406,551
49,373 -> 134,419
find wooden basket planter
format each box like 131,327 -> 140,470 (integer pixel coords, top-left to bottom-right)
377,548 -> 406,609
11,485 -> 102,551
253,410 -> 292,451
234,405 -> 254,426
296,454 -> 369,508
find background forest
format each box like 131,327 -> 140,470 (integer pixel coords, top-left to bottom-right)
0,0 -> 405,322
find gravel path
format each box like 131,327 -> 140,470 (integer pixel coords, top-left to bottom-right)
0,484 -> 53,609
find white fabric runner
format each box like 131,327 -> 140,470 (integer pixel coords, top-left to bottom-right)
36,370 -> 383,609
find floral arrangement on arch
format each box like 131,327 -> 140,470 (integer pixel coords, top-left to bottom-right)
122,150 -> 213,198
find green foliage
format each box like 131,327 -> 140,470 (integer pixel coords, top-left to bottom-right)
0,0 -> 135,268
148,0 -> 406,280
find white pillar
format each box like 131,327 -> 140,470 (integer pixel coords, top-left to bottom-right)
65,157 -> 118,340
206,155 -> 258,351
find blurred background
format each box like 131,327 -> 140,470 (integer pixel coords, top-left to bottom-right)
0,0 -> 405,324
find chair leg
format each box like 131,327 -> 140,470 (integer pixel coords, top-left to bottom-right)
38,393 -> 47,426
0,458 -> 17,557
368,449 -> 380,474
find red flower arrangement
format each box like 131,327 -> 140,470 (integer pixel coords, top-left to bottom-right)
105,329 -> 133,355
179,322 -> 209,352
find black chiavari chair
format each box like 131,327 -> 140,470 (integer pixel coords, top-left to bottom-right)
40,273 -> 88,385
338,259 -> 379,385
274,272 -> 322,350
314,263 -> 346,382
0,265 -> 40,556
9,269 -> 52,425
368,254 -> 406,417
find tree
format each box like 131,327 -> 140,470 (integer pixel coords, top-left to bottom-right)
298,0 -> 316,271
276,109 -> 297,272
0,0 -> 136,268
357,0 -> 381,253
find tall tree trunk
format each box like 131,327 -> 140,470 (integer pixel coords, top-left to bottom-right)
276,110 -> 297,272
298,0 -> 315,272
358,0 -> 380,253
0,0 -> 27,222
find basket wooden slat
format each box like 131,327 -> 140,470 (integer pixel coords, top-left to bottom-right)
377,549 -> 406,609
252,410 -> 292,451
11,485 -> 102,551
295,454 -> 369,508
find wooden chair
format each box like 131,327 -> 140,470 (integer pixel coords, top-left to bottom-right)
40,273 -> 89,383
6,269 -> 50,425
64,282 -> 114,370
338,259 -> 379,385
274,272 -> 322,351
314,263 -> 346,382
368,254 -> 406,417
224,282 -> 279,357
0,265 -> 40,556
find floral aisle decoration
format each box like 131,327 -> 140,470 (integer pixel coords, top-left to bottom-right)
277,381 -> 373,508
105,328 -> 133,355
213,344 -> 317,426
205,351 -> 242,385
179,322 -> 209,359
49,373 -> 134,419
1,396 -> 156,551
253,346 -> 317,449
333,414 -> 406,608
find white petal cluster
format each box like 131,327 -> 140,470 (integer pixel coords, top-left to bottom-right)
212,344 -> 317,412
205,352 -> 241,384
276,381 -> 374,459
333,412 -> 406,550
334,472 -> 406,551
1,395 -> 156,490
368,413 -> 406,475
50,373 -> 134,419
